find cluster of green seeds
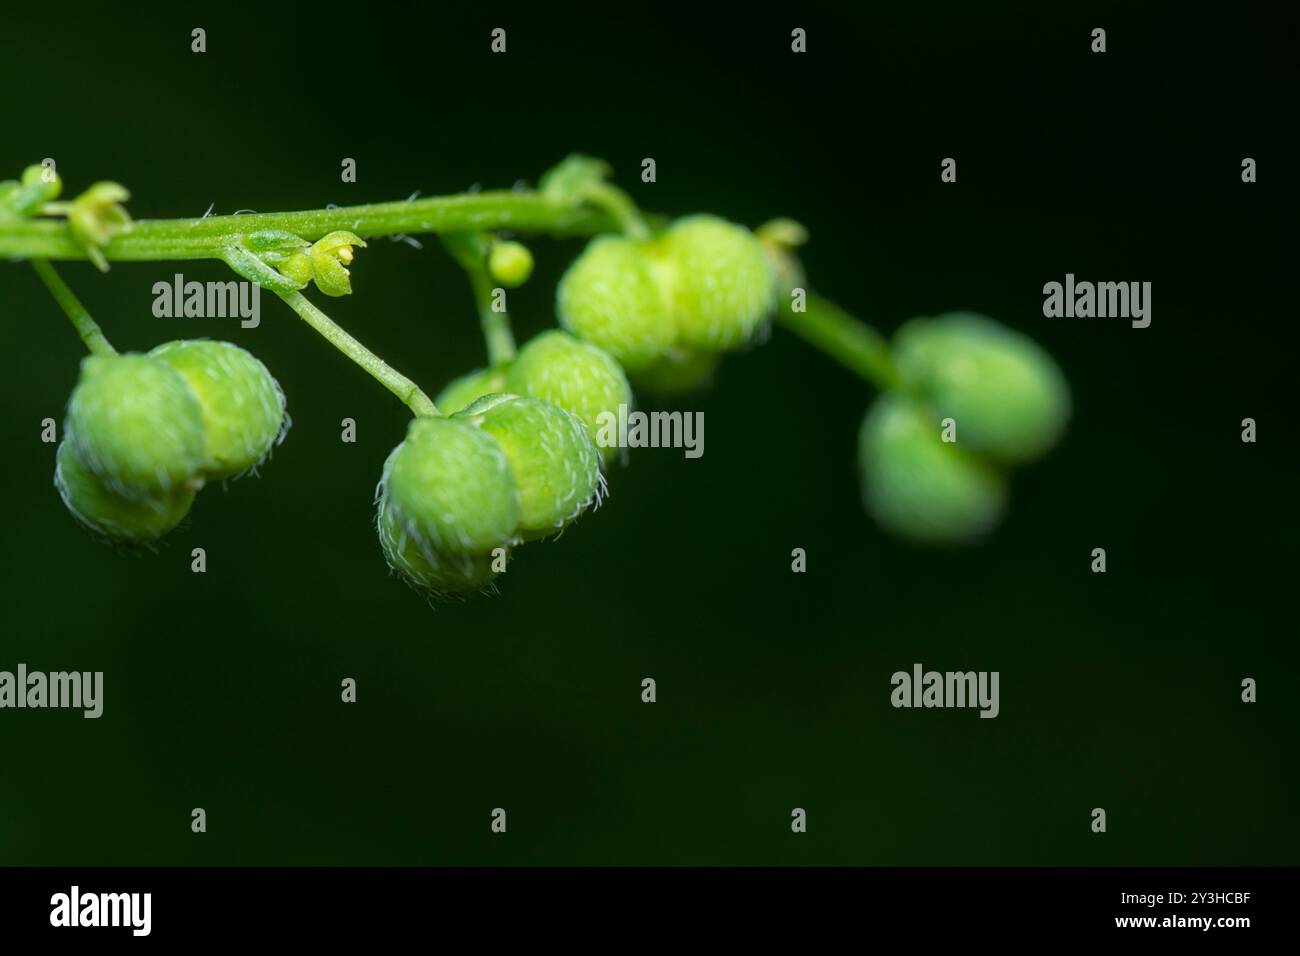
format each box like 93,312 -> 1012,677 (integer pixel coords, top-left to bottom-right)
556,214 -> 777,393
56,341 -> 286,543
857,312 -> 1071,544
378,330 -> 625,595
389,215 -> 784,595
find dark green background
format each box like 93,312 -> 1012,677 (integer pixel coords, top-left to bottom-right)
1,1 -> 1294,864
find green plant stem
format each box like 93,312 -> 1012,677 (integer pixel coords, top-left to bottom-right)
469,269 -> 516,364
0,192 -> 619,263
584,183 -> 650,240
776,292 -> 898,389
30,259 -> 116,356
277,291 -> 438,417
440,232 -> 517,365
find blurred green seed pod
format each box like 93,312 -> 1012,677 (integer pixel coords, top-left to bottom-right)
857,393 -> 1007,545
893,312 -> 1070,464
376,416 -> 520,594
435,365 -> 510,415
65,353 -> 206,501
628,348 -> 721,396
455,394 -> 601,540
55,441 -> 195,543
660,214 -> 776,352
488,240 -> 534,288
149,340 -> 288,480
505,330 -> 633,465
557,235 -> 675,372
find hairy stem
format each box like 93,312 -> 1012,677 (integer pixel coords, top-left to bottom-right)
31,259 -> 116,356
776,292 -> 898,389
277,291 -> 438,417
0,192 -> 619,262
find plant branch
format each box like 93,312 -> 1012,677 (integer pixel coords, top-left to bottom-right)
276,291 -> 438,417
31,259 -> 116,356
0,191 -> 619,263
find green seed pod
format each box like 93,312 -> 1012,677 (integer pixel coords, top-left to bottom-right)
66,353 -> 206,501
557,235 -> 675,372
628,348 -> 721,396
455,394 -> 601,540
55,441 -> 195,543
660,214 -> 776,352
376,416 -> 520,594
505,330 -> 633,465
893,312 -> 1071,464
435,365 -> 510,415
149,340 -> 287,480
857,393 -> 1007,545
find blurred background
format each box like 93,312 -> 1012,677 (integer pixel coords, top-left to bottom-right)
0,0 -> 1294,864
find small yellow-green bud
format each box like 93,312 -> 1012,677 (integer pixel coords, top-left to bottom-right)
488,240 -> 534,288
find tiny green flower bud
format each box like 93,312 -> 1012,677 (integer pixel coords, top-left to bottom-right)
66,354 -> 206,501
55,441 -> 195,543
0,164 -> 62,217
20,164 -> 60,194
376,417 -> 520,594
67,182 -> 131,271
505,330 -> 633,465
557,235 -> 674,372
488,240 -> 534,288
435,365 -> 510,415
660,214 -> 776,352
538,154 -> 612,203
628,348 -> 720,396
149,340 -> 288,480
857,393 -> 1007,545
455,394 -> 601,540
309,230 -> 366,297
893,313 -> 1071,464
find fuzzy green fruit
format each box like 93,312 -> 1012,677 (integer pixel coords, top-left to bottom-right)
455,394 -> 601,540
557,235 -> 674,372
377,416 -> 519,594
435,365 -> 510,415
661,215 -> 776,351
66,353 -> 206,500
893,313 -> 1070,464
149,339 -> 287,480
55,441 -> 194,543
505,330 -> 633,465
629,348 -> 721,395
858,393 -> 1007,545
